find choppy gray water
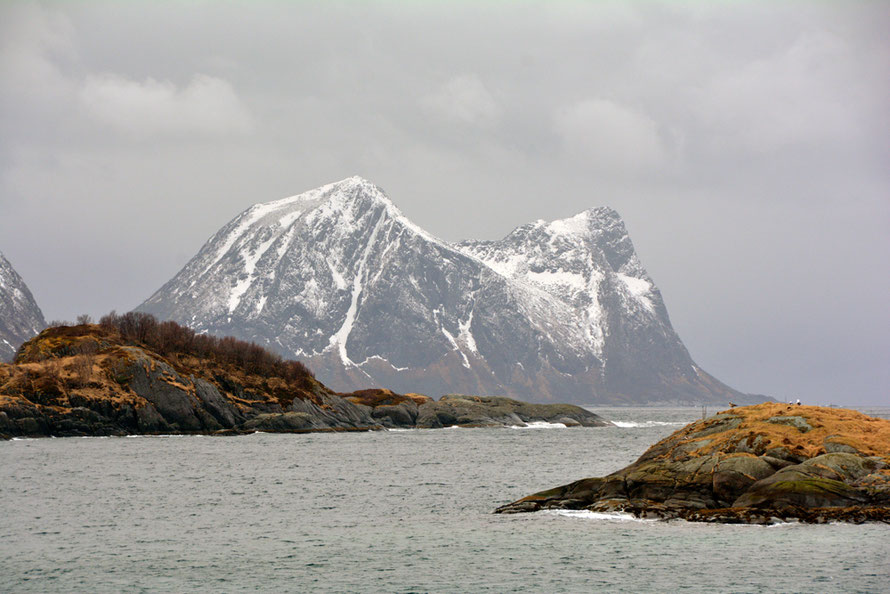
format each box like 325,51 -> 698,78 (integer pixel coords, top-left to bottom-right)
2,408 -> 888,593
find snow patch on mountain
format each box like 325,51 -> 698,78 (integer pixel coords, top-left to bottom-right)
546,210 -> 593,236
458,310 -> 479,355
329,209 -> 387,366
617,273 -> 654,311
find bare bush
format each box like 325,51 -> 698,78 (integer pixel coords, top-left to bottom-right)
45,358 -> 62,381
77,340 -> 99,356
97,311 -> 314,381
72,353 -> 94,384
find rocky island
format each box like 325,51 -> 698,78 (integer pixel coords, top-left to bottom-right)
0,314 -> 610,439
496,403 -> 890,523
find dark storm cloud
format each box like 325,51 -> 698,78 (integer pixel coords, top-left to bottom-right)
1,1 -> 887,404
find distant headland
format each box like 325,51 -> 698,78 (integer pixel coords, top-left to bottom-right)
0,315 -> 610,439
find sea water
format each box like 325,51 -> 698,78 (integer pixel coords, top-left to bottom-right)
1,408 -> 888,593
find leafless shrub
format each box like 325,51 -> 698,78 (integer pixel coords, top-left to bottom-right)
77,340 -> 99,356
72,353 -> 94,384
45,358 -> 62,381
97,311 -> 314,381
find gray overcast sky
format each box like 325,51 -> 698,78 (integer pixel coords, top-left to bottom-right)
1,1 -> 888,405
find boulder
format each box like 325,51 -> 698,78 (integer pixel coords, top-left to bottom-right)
242,412 -> 316,432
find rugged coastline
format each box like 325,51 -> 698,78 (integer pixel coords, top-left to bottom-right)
0,320 -> 610,439
137,176 -> 761,406
496,403 -> 890,523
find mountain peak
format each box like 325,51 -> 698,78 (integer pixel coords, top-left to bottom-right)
139,179 -> 754,406
320,175 -> 387,201
241,175 -> 389,224
542,206 -> 622,236
338,174 -> 378,187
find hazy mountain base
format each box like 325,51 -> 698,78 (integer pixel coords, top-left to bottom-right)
303,348 -> 767,407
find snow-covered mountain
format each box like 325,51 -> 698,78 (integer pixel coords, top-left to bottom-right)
0,251 -> 46,361
139,176 -> 757,405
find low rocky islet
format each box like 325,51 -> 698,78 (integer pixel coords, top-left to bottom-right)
495,403 -> 890,524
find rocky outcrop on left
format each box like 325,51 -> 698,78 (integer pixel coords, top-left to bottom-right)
0,251 -> 46,362
0,325 -> 375,437
496,403 -> 890,524
0,321 -> 611,438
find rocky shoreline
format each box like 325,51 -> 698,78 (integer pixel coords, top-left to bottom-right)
496,403 -> 890,524
0,324 -> 610,439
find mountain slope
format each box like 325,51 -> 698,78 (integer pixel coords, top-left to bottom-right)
0,251 -> 46,361
139,176 -> 759,405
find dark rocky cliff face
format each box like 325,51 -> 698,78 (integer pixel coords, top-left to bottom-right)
0,251 -> 46,362
138,176 -> 759,405
0,324 -> 610,438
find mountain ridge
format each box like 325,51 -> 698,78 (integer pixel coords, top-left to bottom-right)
139,177 -> 764,406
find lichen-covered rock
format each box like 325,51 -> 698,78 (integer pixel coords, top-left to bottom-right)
496,403 -> 890,524
415,395 -> 611,428
766,415 -> 813,433
242,412 -> 316,432
124,350 -> 207,431
712,455 -> 775,505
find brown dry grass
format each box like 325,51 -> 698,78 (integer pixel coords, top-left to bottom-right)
683,403 -> 890,460
345,389 -> 407,407
403,393 -> 432,405
3,327 -> 325,416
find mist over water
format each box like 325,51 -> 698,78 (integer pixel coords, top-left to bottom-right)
2,408 -> 888,592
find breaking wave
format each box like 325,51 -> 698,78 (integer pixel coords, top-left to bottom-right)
510,421 -> 568,429
541,509 -> 655,522
612,420 -> 687,428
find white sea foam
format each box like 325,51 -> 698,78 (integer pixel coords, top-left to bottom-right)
542,509 -> 655,522
612,420 -> 687,428
124,434 -> 192,439
510,421 -> 568,429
